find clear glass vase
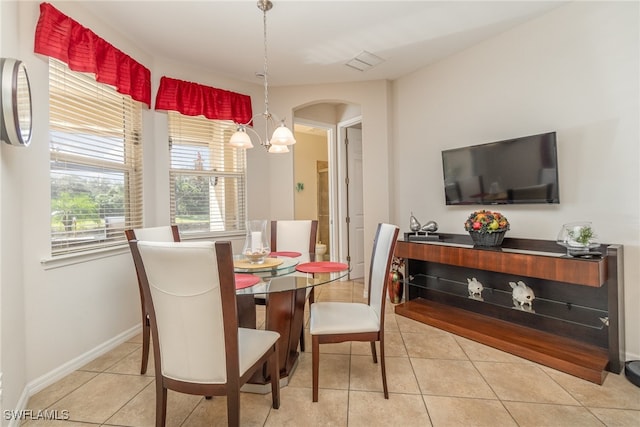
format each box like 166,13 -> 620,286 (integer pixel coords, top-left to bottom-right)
242,219 -> 270,264
556,221 -> 599,256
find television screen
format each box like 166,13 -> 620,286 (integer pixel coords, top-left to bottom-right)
441,132 -> 559,205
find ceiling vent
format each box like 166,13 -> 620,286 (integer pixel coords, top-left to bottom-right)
346,51 -> 385,72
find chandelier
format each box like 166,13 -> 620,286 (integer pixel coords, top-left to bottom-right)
229,0 -> 296,153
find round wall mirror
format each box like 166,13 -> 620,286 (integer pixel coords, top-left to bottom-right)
1,58 -> 33,147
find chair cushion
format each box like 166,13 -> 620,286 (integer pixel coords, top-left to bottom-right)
238,328 -> 280,376
310,302 -> 380,335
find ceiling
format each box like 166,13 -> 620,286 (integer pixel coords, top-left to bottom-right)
76,1 -> 565,87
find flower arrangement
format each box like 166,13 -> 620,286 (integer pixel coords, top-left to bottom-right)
391,256 -> 405,272
464,210 -> 510,234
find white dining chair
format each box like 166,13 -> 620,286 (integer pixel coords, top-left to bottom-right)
270,220 -> 318,255
125,225 -> 180,375
129,240 -> 280,427
310,222 -> 399,401
270,219 -> 318,351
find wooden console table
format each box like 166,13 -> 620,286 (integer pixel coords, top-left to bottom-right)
394,234 -> 624,384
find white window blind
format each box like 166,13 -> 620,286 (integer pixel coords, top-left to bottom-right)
49,58 -> 143,256
168,111 -> 246,236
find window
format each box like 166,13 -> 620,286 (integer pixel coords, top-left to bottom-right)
49,59 -> 143,256
168,111 -> 246,236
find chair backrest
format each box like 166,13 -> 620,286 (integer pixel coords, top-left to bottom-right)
271,220 -> 318,253
368,223 -> 400,319
130,240 -> 239,384
125,225 -> 180,242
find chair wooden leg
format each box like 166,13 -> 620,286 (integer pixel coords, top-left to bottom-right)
370,341 -> 378,364
270,346 -> 280,409
156,382 -> 167,427
141,314 -> 150,375
227,391 -> 240,427
300,288 -> 314,352
379,338 -> 389,399
312,335 -> 320,402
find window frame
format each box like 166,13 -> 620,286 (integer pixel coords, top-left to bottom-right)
167,111 -> 247,238
48,58 -> 144,258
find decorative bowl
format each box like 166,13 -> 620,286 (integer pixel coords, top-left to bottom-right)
469,230 -> 506,247
556,222 -> 599,256
464,210 -> 509,247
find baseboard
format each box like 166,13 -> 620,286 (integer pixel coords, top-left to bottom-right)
627,351 -> 640,361
8,386 -> 30,427
6,325 -> 140,427
28,324 -> 141,395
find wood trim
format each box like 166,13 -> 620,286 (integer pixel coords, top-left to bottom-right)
396,240 -> 606,287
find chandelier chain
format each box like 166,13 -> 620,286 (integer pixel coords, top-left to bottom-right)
228,0 -> 295,152
262,2 -> 270,118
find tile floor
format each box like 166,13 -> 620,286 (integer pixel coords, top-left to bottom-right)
24,280 -> 640,426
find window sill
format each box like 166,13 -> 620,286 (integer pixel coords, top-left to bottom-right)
41,232 -> 246,270
41,245 -> 129,270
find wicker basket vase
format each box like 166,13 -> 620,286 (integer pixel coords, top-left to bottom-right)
469,230 -> 506,247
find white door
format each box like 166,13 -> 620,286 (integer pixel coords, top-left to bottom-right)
346,126 -> 364,279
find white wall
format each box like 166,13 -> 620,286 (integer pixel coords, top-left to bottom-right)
392,1 -> 639,358
293,132 -> 327,221
0,1 -> 27,420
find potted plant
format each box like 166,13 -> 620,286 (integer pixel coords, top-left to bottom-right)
464,210 -> 510,247
557,222 -> 599,256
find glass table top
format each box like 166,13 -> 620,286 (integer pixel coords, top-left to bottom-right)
236,270 -> 350,295
233,253 -> 350,295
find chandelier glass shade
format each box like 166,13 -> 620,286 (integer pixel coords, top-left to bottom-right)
229,0 -> 296,153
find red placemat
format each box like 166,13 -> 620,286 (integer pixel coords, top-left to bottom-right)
234,274 -> 261,290
295,262 -> 348,273
270,251 -> 302,258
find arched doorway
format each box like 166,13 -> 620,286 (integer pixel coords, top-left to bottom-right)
293,102 -> 364,279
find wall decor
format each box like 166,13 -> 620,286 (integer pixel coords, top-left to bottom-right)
1,58 -> 32,147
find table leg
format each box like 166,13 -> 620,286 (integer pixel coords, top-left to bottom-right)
268,287 -> 306,376
237,294 -> 256,329
247,287 -> 306,384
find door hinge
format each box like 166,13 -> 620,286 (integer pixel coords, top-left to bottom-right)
345,177 -> 349,185
346,216 -> 350,224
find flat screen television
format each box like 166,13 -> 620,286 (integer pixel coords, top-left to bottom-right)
441,131 -> 559,205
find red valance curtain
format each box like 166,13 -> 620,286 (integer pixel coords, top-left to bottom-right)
34,2 -> 151,107
155,76 -> 253,124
